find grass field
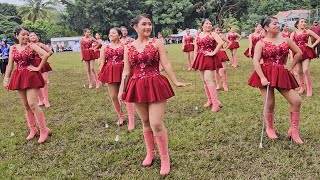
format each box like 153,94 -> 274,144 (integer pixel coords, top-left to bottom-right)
1,39 -> 320,179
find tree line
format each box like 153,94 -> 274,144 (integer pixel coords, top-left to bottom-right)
0,0 -> 319,41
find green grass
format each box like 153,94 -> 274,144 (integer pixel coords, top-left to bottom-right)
1,40 -> 320,179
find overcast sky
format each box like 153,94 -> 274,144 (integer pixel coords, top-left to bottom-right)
0,0 -> 25,6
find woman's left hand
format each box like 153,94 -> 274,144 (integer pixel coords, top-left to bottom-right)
27,65 -> 39,72
174,81 -> 191,87
204,51 -> 215,56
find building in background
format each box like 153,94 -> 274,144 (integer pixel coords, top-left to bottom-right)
275,10 -> 311,29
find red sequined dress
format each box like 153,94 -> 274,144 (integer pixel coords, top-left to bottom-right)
92,41 -> 101,59
122,38 -> 174,102
81,38 -> 95,61
183,35 -> 194,52
8,44 -> 45,90
216,34 -> 229,62
192,34 -> 222,70
32,42 -> 52,73
98,45 -> 124,83
244,34 -> 264,58
227,33 -> 240,50
122,37 -> 134,45
293,30 -> 316,61
248,39 -> 299,89
281,32 -> 290,38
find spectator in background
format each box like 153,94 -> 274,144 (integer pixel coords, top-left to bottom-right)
0,38 -> 10,75
310,20 -> 320,58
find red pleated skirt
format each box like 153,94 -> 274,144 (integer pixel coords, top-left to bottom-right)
244,48 -> 254,58
8,68 -> 45,90
228,41 -> 240,50
82,49 -> 95,61
216,50 -> 229,62
40,62 -> 52,73
248,65 -> 299,89
183,44 -> 194,52
94,50 -> 100,59
98,63 -> 123,83
192,53 -> 222,70
298,46 -> 317,61
122,75 -> 174,103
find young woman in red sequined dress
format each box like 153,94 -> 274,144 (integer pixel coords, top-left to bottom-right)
119,15 -> 190,176
80,28 -> 101,89
214,26 -> 231,91
244,23 -> 264,59
29,32 -> 53,108
248,17 -> 304,144
226,27 -> 241,67
98,28 -> 135,131
192,19 -> 224,112
291,18 -> 320,96
3,27 -> 52,143
182,28 -> 194,70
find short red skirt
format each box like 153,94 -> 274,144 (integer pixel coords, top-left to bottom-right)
228,41 -> 240,50
248,64 -> 299,89
216,50 -> 229,62
98,63 -> 123,83
122,74 -> 174,103
82,49 -> 95,61
183,44 -> 194,52
244,48 -> 254,58
297,46 -> 317,61
8,68 -> 45,90
192,53 -> 222,70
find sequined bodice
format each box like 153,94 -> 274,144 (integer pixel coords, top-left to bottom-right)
262,40 -> 289,65
252,34 -> 264,47
184,36 -> 193,44
12,45 -> 35,69
81,39 -> 92,50
228,33 -> 237,41
127,38 -> 160,79
92,41 -> 100,49
105,45 -> 124,65
293,30 -> 309,46
122,38 -> 134,45
281,32 -> 290,38
196,34 -> 217,54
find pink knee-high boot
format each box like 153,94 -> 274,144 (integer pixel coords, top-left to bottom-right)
142,130 -> 156,167
298,75 -> 305,94
265,112 -> 278,139
221,71 -> 228,91
215,72 -> 221,90
288,112 -> 303,144
155,130 -> 170,176
126,102 -> 135,130
34,111 -> 51,143
305,75 -> 312,97
38,89 -> 44,106
114,102 -> 125,125
26,110 -> 38,141
42,83 -> 50,108
207,85 -> 222,112
203,85 -> 212,108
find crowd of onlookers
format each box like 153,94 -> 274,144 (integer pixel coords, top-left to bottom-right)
0,38 -> 10,76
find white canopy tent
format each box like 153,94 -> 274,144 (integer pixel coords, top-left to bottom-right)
170,29 -> 197,37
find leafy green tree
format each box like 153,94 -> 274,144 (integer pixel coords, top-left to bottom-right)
0,3 -> 22,38
18,0 -> 57,23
